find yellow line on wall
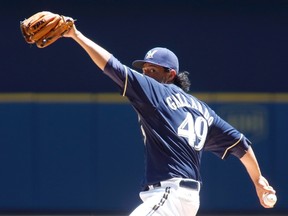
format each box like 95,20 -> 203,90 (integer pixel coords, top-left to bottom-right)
0,93 -> 127,103
0,93 -> 287,103
195,92 -> 288,103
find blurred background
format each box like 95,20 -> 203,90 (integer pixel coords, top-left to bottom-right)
0,0 -> 287,215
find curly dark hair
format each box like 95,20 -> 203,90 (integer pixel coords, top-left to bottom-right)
173,71 -> 191,92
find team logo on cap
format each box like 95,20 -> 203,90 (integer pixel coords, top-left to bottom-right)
145,50 -> 158,59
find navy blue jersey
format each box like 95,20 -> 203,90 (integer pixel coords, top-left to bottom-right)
104,56 -> 251,187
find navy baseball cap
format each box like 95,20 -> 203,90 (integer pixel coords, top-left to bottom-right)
132,47 -> 179,73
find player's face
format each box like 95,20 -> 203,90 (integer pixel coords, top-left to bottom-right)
142,63 -> 175,84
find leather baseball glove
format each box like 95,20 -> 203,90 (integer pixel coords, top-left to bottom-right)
20,11 -> 75,48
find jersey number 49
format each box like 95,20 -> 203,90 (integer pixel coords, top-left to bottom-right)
178,113 -> 208,151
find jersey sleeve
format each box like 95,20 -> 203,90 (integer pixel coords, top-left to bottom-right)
103,55 -> 168,106
204,112 -> 252,159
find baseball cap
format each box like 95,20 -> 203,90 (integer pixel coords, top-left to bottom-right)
132,47 -> 179,73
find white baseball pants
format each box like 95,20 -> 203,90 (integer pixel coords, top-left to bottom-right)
129,179 -> 200,216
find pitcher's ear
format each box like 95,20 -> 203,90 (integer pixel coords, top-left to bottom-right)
168,69 -> 177,82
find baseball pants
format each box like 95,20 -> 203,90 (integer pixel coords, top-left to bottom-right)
129,178 -> 200,216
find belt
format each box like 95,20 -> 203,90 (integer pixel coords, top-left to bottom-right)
146,178 -> 200,191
